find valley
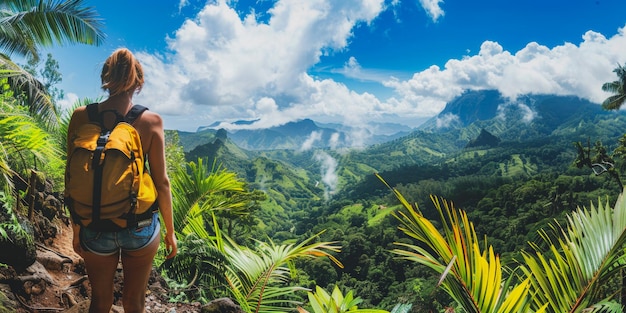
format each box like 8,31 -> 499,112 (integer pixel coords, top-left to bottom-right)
171,89 -> 626,309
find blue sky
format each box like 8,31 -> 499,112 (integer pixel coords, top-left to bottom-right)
46,0 -> 626,138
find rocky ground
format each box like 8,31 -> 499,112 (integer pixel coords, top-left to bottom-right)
0,169 -> 251,313
2,216 -> 203,313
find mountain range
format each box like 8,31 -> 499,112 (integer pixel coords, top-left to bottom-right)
175,89 -> 626,215
182,89 -> 613,152
192,118 -> 414,151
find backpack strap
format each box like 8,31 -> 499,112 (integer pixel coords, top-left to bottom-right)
86,103 -> 148,129
86,103 -> 149,124
124,105 -> 149,217
124,105 -> 148,123
88,103 -> 106,226
86,103 -> 100,123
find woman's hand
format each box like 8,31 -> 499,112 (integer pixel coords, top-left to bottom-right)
164,231 -> 177,259
71,224 -> 84,257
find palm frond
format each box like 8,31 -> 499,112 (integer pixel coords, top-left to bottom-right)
0,102 -> 60,180
170,158 -> 246,238
601,94 -> 626,111
601,64 -> 626,110
159,232 -> 229,300
521,191 -> 626,313
380,173 -> 536,313
0,0 -> 105,60
224,233 -> 342,313
0,57 -> 57,128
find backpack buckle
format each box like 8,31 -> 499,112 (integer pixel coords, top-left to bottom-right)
129,191 -> 138,208
97,133 -> 110,146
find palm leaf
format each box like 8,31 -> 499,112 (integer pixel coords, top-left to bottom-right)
224,233 -> 342,313
170,158 -> 245,238
521,190 -> 626,313
0,102 -> 60,179
601,64 -> 626,110
0,59 -> 58,128
159,232 -> 229,300
601,94 -> 626,111
380,173 -> 537,313
0,0 -> 105,60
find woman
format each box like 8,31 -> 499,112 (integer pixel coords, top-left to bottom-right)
66,48 -> 177,313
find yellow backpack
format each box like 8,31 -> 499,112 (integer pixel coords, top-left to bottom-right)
65,103 -> 158,231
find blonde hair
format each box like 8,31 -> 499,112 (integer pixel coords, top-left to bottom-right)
100,48 -> 144,96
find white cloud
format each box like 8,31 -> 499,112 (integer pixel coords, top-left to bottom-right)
497,101 -> 538,124
136,0 -> 386,131
300,131 -> 322,151
133,0 -> 626,133
329,132 -> 341,149
418,0 -> 445,22
314,150 -> 338,200
383,26 -> 626,122
345,127 -> 371,148
336,56 -> 404,83
435,113 -> 459,129
57,92 -> 79,112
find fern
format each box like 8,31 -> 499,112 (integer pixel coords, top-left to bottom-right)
0,191 -> 29,244
160,232 -> 230,302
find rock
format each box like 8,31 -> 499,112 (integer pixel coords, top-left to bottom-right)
201,297 -> 244,313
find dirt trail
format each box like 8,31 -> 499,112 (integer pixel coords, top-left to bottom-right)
5,218 -> 201,313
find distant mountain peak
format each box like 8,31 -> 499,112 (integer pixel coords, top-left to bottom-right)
466,128 -> 500,148
420,90 -> 604,134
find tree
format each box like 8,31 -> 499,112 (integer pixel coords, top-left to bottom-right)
22,53 -> 64,102
0,0 -> 105,127
602,63 -> 626,111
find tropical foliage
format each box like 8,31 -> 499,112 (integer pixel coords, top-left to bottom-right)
384,168 -> 626,312
384,174 -> 539,313
0,89 -> 62,183
168,158 -> 249,239
159,158 -> 247,301
520,192 -> 626,313
162,157 -> 346,312
224,235 -> 343,313
297,285 -> 389,313
602,63 -> 626,110
1,0 -> 105,127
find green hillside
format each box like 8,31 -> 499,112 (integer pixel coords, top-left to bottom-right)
172,90 -> 626,310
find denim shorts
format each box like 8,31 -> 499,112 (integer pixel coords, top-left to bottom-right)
80,213 -> 160,256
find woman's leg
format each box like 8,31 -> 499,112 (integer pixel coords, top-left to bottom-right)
82,251 -> 120,313
120,236 -> 160,313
